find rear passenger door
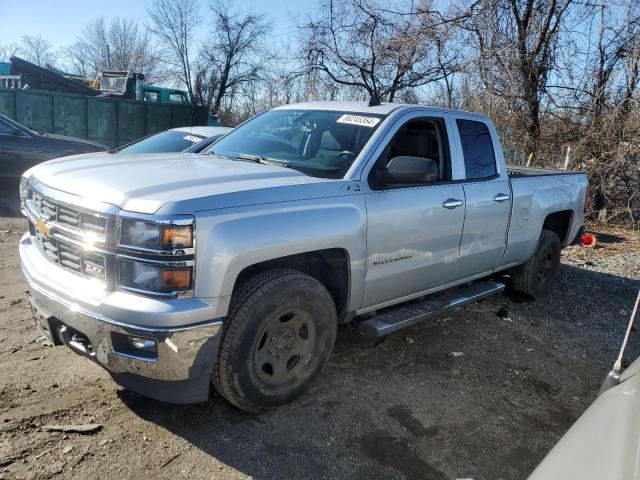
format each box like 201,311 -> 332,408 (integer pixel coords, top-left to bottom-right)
453,117 -> 511,277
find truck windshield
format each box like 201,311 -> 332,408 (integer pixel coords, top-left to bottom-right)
206,109 -> 385,178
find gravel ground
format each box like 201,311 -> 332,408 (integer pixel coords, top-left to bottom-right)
1,203 -> 639,480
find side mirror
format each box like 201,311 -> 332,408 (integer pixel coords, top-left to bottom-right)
378,156 -> 439,185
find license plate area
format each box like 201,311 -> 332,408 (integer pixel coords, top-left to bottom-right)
28,298 -> 58,345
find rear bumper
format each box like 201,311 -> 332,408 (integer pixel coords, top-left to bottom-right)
20,233 -> 223,403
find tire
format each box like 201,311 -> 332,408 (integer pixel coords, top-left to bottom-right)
212,269 -> 337,412
511,229 -> 561,299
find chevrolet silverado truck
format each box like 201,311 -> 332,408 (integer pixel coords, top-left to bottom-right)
18,101 -> 588,412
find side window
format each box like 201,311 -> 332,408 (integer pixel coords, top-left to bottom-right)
370,117 -> 450,188
456,119 -> 496,179
143,90 -> 160,103
169,91 -> 187,104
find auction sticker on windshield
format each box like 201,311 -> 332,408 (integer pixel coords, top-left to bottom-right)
336,114 -> 381,127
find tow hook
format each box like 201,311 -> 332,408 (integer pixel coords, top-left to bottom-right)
58,325 -> 96,359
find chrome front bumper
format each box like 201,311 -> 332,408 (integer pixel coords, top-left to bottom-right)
20,233 -> 223,403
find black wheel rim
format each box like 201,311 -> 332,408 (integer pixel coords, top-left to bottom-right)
537,248 -> 554,284
253,308 -> 317,386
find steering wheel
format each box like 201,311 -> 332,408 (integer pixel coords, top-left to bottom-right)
338,150 -> 355,159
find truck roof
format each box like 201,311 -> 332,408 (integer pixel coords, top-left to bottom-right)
274,100 -> 488,120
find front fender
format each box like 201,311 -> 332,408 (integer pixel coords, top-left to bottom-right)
193,196 -> 367,316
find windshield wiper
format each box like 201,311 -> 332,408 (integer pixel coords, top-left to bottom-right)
235,153 -> 289,168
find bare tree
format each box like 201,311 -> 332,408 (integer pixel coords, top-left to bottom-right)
623,47 -> 640,104
20,35 -> 56,67
69,17 -> 164,83
194,0 -> 272,116
573,97 -> 640,224
147,0 -> 201,99
63,42 -> 91,77
619,3 -> 640,114
583,1 -> 640,121
300,0 -> 471,102
466,0 -> 576,158
0,42 -> 21,62
566,0 -> 640,221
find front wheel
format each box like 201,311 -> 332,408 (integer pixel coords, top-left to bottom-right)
511,229 -> 561,299
212,269 -> 337,412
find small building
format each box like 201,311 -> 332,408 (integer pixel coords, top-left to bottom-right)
0,61 -> 22,89
5,56 -> 97,95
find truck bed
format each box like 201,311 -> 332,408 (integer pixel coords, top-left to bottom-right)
507,165 -> 584,178
500,166 -> 588,268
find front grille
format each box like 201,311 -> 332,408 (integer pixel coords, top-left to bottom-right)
28,185 -> 110,282
34,231 -> 106,281
25,182 -> 193,298
32,190 -> 107,241
34,193 -> 57,220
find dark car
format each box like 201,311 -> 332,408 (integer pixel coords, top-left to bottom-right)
114,126 -> 232,155
0,114 -> 107,180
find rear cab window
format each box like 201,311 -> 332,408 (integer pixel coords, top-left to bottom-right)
456,119 -> 497,179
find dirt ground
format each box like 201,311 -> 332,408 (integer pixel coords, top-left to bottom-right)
1,193 -> 639,479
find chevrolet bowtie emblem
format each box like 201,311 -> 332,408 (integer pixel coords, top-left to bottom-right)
35,219 -> 52,237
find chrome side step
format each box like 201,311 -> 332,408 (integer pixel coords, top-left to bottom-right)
356,280 -> 505,337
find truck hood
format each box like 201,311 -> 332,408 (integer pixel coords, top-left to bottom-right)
26,152 -> 337,214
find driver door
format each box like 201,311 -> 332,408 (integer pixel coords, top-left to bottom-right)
360,114 -> 466,309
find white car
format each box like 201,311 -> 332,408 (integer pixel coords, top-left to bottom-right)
116,126 -> 232,154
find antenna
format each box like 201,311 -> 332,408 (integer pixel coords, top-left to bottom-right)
599,288 -> 640,395
368,96 -> 381,107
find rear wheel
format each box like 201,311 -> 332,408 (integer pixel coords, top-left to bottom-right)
511,229 -> 561,299
212,269 -> 337,412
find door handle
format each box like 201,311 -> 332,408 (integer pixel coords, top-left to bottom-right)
493,193 -> 510,202
442,198 -> 464,209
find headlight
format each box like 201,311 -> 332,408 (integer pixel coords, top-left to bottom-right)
119,260 -> 192,294
119,218 -> 193,251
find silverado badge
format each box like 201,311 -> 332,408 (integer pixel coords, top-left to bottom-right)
35,219 -> 52,237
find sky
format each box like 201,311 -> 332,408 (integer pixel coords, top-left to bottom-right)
0,0 -> 308,48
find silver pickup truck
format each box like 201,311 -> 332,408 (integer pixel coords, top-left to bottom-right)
18,101 -> 588,412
